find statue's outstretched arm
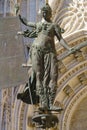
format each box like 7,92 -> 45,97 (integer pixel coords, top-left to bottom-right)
59,38 -> 71,51
17,29 -> 37,38
19,15 -> 36,28
55,24 -> 72,51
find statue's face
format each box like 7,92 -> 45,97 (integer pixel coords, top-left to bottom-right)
42,10 -> 52,20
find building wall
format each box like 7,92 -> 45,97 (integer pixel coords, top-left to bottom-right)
0,0 -> 87,130
52,0 -> 87,130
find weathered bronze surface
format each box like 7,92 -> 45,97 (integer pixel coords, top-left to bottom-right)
18,3 -> 75,110
32,113 -> 58,129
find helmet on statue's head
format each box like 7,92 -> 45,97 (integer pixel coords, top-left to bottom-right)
41,3 -> 52,18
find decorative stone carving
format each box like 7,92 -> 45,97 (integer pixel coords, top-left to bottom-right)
63,85 -> 74,96
61,86 -> 87,130
58,60 -> 67,74
58,61 -> 87,90
78,73 -> 87,85
74,51 -> 84,62
54,0 -> 87,37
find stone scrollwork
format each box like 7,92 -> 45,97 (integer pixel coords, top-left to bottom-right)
54,0 -> 87,37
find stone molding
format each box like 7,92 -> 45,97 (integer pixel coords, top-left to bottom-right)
60,85 -> 87,130
58,60 -> 87,91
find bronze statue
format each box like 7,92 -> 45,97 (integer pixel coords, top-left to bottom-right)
18,3 -> 76,111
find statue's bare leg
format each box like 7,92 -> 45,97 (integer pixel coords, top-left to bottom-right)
31,47 -> 48,108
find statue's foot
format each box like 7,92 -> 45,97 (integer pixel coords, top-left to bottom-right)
39,106 -> 63,112
49,105 -> 63,112
39,106 -> 49,111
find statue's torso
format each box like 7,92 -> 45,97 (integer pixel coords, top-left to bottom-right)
32,22 -> 56,53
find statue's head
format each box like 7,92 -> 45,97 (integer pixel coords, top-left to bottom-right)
41,3 -> 52,20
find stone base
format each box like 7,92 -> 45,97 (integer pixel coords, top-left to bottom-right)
32,113 -> 58,129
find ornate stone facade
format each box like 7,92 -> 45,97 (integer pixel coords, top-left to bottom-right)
53,1 -> 87,130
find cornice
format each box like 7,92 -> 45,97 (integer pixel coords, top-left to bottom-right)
56,60 -> 87,96
60,85 -> 87,130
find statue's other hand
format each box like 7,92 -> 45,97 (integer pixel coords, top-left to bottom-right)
17,31 -> 24,35
18,15 -> 28,26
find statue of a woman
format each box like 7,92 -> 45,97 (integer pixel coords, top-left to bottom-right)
18,3 -> 75,110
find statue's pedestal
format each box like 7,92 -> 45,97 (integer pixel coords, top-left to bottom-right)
32,113 -> 58,129
32,108 -> 61,129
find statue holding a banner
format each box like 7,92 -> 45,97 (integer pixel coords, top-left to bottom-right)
17,3 -> 76,111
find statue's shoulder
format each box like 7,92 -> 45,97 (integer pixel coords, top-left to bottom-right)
51,23 -> 60,31
53,23 -> 65,33
53,22 -> 60,27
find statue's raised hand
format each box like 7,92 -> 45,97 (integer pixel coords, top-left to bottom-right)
19,14 -> 22,20
18,15 -> 28,26
17,31 -> 24,35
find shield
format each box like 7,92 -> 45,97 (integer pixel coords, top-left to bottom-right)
0,16 -> 28,89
